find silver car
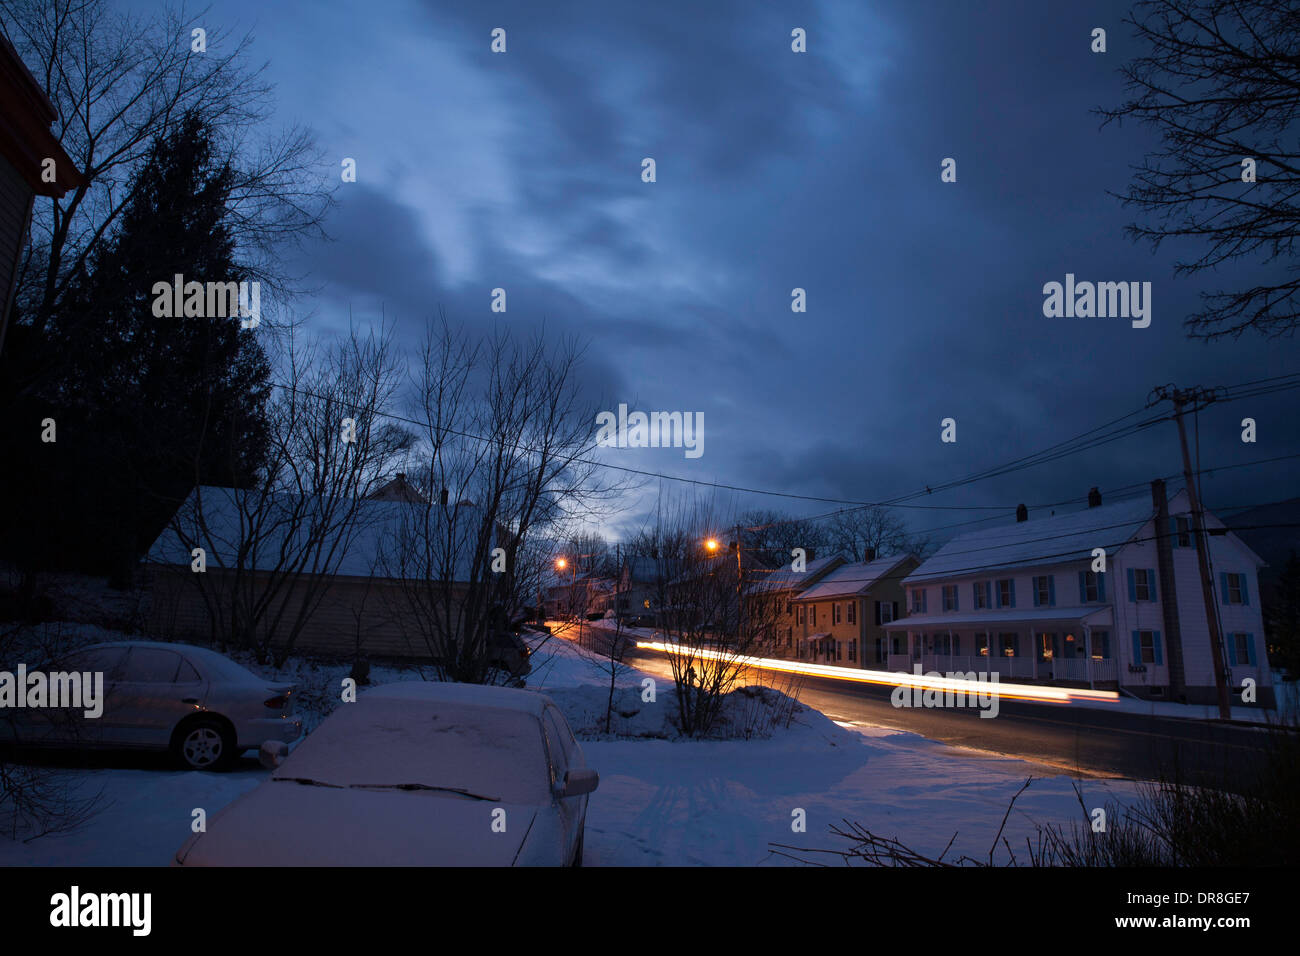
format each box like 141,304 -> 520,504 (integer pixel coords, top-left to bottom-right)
2,641 -> 302,770
175,681 -> 598,866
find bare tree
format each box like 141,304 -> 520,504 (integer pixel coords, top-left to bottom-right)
382,319 -> 621,684
1099,0 -> 1300,339
1,0 -> 332,386
165,323 -> 411,664
825,506 -> 919,562
633,498 -> 787,736
737,509 -> 832,567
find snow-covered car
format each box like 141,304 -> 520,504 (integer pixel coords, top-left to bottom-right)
174,681 -> 598,866
2,641 -> 301,770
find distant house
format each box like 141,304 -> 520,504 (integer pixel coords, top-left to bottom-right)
787,553 -> 917,667
0,33 -> 83,356
144,482 -> 500,661
751,552 -> 845,655
885,480 -> 1274,707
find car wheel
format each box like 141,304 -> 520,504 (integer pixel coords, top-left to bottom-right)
571,828 -> 585,867
172,718 -> 235,771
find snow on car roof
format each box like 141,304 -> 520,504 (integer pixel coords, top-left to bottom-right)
365,680 -> 552,717
277,691 -> 553,804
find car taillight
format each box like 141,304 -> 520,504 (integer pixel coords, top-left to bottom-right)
264,693 -> 290,710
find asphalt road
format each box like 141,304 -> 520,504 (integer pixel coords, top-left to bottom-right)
559,624 -> 1282,791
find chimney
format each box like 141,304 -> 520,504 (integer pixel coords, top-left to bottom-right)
1015,504 -> 1028,523
863,546 -> 876,562
1088,487 -> 1102,508
440,488 -> 449,506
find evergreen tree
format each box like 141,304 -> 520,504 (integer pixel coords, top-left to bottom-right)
0,112 -> 271,583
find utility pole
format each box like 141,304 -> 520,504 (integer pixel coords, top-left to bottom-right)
1149,384 -> 1232,719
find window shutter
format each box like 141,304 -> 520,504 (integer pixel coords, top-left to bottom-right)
973,582 -> 980,607
1048,576 -> 1056,607
893,601 -> 899,620
1219,572 -> 1229,604
922,590 -> 928,613
1148,570 -> 1157,602
985,582 -> 992,608
1098,572 -> 1106,602
995,583 -> 1002,609
1153,631 -> 1163,665
1078,571 -> 1087,604
1012,634 -> 1020,657
1227,634 -> 1238,666
1032,577 -> 1041,607
1246,634 -> 1256,666
1009,580 -> 1016,608
1131,630 -> 1141,663
1127,568 -> 1136,602
953,587 -> 959,612
1242,577 -> 1249,606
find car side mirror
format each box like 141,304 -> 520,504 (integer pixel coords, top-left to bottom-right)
259,740 -> 289,770
560,767 -> 599,797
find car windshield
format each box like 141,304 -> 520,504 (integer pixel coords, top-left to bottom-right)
275,698 -> 550,804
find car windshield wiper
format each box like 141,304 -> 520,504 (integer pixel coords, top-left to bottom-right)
275,776 -> 343,788
349,783 -> 499,801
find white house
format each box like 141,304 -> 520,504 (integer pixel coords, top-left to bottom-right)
884,480 -> 1274,708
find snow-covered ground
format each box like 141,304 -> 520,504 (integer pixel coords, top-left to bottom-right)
0,625 -> 1142,866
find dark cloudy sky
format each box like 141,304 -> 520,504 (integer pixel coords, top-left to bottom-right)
131,0 -> 1297,542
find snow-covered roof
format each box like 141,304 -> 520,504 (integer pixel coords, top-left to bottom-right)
750,554 -> 843,592
143,485 -> 492,582
792,554 -> 913,601
905,495 -> 1158,584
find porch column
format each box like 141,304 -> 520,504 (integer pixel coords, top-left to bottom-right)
1084,625 -> 1093,689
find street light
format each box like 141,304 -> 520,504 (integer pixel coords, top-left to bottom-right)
704,538 -> 720,553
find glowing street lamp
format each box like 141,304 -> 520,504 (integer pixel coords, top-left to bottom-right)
555,557 -> 567,570
704,538 -> 720,553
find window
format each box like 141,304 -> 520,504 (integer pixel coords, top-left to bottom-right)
975,633 -> 989,657
1082,569 -> 1105,603
785,601 -> 792,616
999,633 -> 1019,657
848,640 -> 857,662
1138,630 -> 1157,665
974,581 -> 990,609
810,605 -> 817,626
836,641 -> 843,661
878,601 -> 894,624
1173,515 -> 1192,548
997,579 -> 1015,608
1032,575 -> 1054,607
951,634 -> 961,655
1231,633 -> 1252,666
911,589 -> 927,613
832,603 -> 842,625
942,585 -> 958,612
847,601 -> 856,625
1091,630 -> 1111,660
796,605 -> 805,625
1129,568 -> 1157,602
177,659 -> 201,683
1223,573 -> 1247,606
121,648 -> 184,683
891,635 -> 904,655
